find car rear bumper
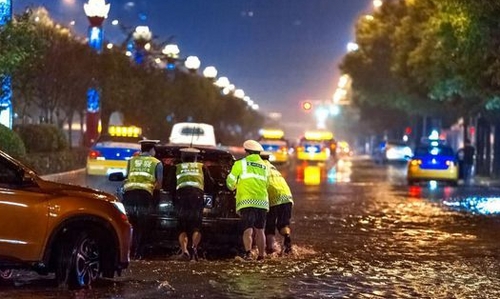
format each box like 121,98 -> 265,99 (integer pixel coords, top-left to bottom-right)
297,152 -> 329,161
407,166 -> 458,181
86,160 -> 128,176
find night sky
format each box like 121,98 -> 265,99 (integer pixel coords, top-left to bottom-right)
13,0 -> 372,139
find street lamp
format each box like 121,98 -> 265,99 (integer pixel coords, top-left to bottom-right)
234,89 -> 245,99
203,66 -> 218,80
373,0 -> 383,9
0,0 -> 13,129
162,44 -> 180,70
132,25 -> 152,64
84,0 -> 110,145
215,76 -> 230,89
184,55 -> 201,74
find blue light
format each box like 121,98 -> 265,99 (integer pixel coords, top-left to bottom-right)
0,0 -> 12,26
88,26 -> 103,53
87,88 -> 100,112
167,62 -> 176,70
0,75 -> 12,128
0,1 -> 12,129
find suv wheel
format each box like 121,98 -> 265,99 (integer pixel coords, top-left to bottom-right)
0,269 -> 13,280
56,231 -> 101,288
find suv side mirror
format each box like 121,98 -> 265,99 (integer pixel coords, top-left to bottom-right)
109,172 -> 126,181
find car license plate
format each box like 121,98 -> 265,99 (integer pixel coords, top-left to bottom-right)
204,195 -> 213,208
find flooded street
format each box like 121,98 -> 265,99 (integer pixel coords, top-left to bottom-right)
3,157 -> 500,298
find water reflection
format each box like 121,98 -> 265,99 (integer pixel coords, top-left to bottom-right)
293,158 -> 352,185
443,196 -> 500,215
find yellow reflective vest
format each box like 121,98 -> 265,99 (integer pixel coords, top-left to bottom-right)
124,155 -> 161,195
263,160 -> 293,207
175,162 -> 204,191
226,154 -> 269,212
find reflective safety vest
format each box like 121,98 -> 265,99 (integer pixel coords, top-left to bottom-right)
263,160 -> 294,207
123,155 -> 160,195
175,162 -> 204,191
226,154 -> 269,212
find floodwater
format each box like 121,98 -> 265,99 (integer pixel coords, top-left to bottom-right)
2,157 -> 500,298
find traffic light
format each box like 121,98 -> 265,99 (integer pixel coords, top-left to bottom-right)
301,101 -> 312,111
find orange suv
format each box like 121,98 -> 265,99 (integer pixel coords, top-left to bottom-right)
0,150 -> 132,288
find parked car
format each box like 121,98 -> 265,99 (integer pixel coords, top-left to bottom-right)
86,125 -> 145,176
0,149 -> 131,288
110,144 -> 241,255
373,140 -> 413,164
407,142 -> 459,186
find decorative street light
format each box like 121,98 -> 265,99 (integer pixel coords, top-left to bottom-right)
184,55 -> 201,73
132,25 -> 152,64
203,66 -> 218,80
234,89 -> 245,99
215,76 -> 230,89
0,0 -> 13,128
83,0 -> 110,146
162,43 -> 180,70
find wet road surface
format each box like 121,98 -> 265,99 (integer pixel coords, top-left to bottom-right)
2,157 -> 500,298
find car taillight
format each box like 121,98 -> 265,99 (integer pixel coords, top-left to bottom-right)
88,150 -> 101,159
279,146 -> 287,153
410,159 -> 421,166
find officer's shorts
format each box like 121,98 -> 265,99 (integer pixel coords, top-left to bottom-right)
239,207 -> 267,230
265,203 -> 292,235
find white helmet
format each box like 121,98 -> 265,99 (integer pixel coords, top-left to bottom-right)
243,140 -> 263,152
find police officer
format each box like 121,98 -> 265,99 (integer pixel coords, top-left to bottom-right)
123,139 -> 163,259
260,151 -> 294,255
226,140 -> 269,261
174,147 -> 214,261
457,139 -> 475,185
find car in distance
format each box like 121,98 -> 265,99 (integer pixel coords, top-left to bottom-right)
258,129 -> 290,165
86,125 -> 144,176
0,149 -> 131,288
110,144 -> 241,254
373,140 -> 413,164
296,130 -> 336,163
407,141 -> 458,186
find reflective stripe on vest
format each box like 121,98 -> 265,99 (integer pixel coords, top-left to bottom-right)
176,162 -> 204,190
266,161 -> 294,207
229,156 -> 269,211
123,155 -> 159,195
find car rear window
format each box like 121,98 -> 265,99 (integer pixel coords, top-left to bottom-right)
415,145 -> 454,156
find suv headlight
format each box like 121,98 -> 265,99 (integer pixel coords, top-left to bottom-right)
112,201 -> 127,215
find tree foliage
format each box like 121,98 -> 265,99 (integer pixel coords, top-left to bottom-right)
0,6 -> 263,146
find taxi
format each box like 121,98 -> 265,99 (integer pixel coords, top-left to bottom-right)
296,130 -> 336,162
86,125 -> 144,176
258,129 -> 290,164
407,140 -> 458,186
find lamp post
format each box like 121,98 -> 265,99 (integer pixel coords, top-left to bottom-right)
83,0 -> 110,146
184,55 -> 201,74
203,66 -> 218,81
0,0 -> 13,129
162,43 -> 180,70
132,25 -> 152,64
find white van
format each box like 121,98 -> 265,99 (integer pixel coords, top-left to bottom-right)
168,122 -> 217,147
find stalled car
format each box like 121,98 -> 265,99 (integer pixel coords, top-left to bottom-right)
86,125 -> 144,176
110,144 -> 241,254
407,141 -> 458,186
0,149 -> 131,288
